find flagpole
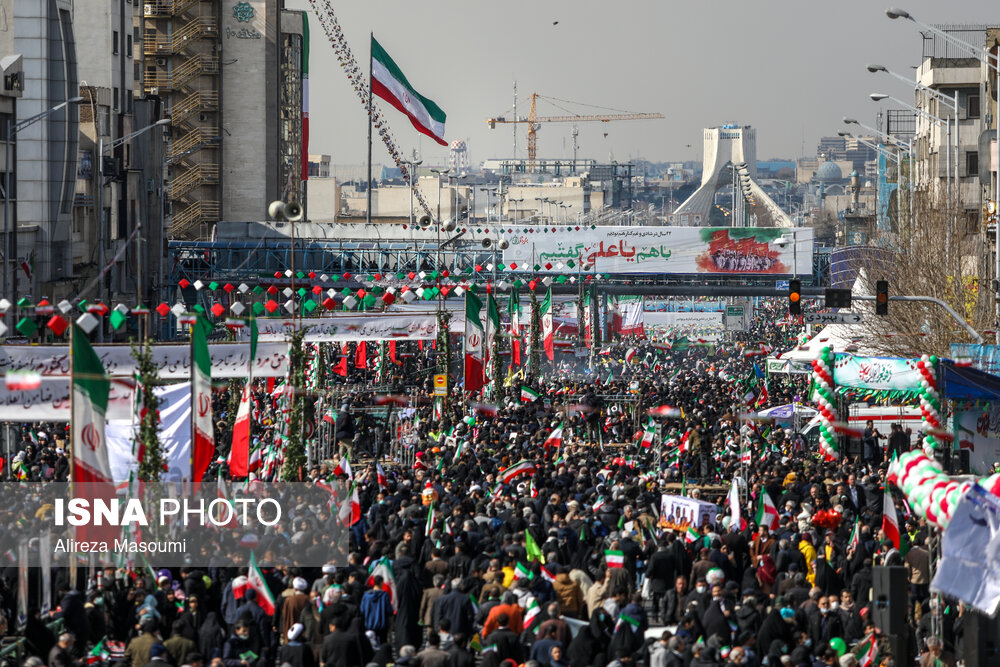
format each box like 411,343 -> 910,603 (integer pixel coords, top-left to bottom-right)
366,33 -> 374,227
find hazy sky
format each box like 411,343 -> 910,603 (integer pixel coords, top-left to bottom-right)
286,1 -> 996,167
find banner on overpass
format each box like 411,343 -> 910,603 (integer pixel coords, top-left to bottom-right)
0,342 -> 290,379
254,314 -> 438,341
503,226 -> 813,275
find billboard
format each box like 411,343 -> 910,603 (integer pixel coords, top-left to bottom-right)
502,226 -> 814,275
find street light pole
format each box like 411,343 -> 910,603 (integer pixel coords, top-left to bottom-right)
402,158 -> 422,228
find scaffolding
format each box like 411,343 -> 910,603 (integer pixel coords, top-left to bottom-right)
143,0 -> 221,240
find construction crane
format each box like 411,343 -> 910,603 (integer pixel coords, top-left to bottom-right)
487,92 -> 664,171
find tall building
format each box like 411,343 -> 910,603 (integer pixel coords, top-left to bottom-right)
75,0 -> 168,313
1,0 -> 78,303
142,0 -> 306,239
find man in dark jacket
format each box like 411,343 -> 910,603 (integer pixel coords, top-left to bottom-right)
48,632 -> 77,667
483,612 -> 523,664
645,544 -> 677,623
433,579 -> 475,638
319,617 -> 360,667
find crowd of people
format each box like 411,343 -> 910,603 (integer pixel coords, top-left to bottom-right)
1,300 -> 968,667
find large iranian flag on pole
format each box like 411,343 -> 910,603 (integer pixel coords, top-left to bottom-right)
755,491 -> 779,530
371,37 -> 447,146
72,325 -> 112,485
882,486 -> 900,549
227,383 -> 251,478
541,287 -> 554,361
486,294 -> 500,378
191,319 -> 214,483
464,292 -> 485,393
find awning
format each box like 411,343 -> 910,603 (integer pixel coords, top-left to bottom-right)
941,361 -> 1000,401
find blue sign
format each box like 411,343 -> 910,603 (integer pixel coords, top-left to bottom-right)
775,280 -> 790,290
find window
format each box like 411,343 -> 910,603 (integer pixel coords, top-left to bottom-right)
967,150 -> 979,177
113,87 -> 119,111
126,34 -> 132,58
968,93 -> 980,119
113,30 -> 119,55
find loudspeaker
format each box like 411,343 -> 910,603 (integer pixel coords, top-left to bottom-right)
871,566 -> 908,635
418,216 -> 432,228
481,238 -> 493,248
963,609 -> 1000,665
957,449 -> 971,474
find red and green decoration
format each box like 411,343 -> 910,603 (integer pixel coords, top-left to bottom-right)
811,346 -> 839,461
916,354 -> 942,452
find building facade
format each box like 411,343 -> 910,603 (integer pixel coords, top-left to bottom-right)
2,0 -> 78,304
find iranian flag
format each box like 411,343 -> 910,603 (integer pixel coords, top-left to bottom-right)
639,417 -> 655,448
509,290 -> 522,367
191,319 -> 214,483
854,635 -> 879,667
499,459 -> 536,484
71,325 -> 113,486
543,424 -> 564,450
338,485 -> 361,527
247,552 -> 276,615
371,37 -> 447,146
541,288 -> 554,361
524,597 -> 542,628
486,294 -> 500,378
333,455 -> 352,479
513,561 -> 533,580
755,491 -> 779,530
376,462 -> 388,489
882,487 -> 900,549
685,527 -> 701,544
366,556 -> 397,611
520,385 -> 539,402
605,550 -> 625,568
464,293 -> 485,393
848,518 -> 860,552
5,370 -> 41,391
425,502 -> 436,536
227,383 -> 252,478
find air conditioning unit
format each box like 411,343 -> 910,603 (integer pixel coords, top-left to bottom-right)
156,58 -> 167,67
143,4 -> 152,15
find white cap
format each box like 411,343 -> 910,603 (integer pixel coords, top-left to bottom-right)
293,577 -> 308,592
287,623 -> 304,641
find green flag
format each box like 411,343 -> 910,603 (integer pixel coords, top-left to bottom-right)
525,530 -> 544,563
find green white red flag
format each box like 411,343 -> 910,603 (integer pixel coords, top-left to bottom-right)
882,487 -> 900,549
71,325 -> 112,486
541,287 -> 554,360
854,635 -> 879,667
848,518 -> 860,551
247,552 -> 276,615
509,290 -> 522,366
191,319 -> 214,483
520,386 -> 540,402
640,417 -> 655,448
464,292 -> 485,393
338,485 -> 361,527
227,383 -> 251,478
499,459 -> 536,484
755,491 -> 779,530
605,550 -> 624,568
371,37 -> 447,146
543,424 -> 564,450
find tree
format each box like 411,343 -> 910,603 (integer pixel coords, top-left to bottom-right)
131,338 -> 163,482
854,191 -> 991,358
281,328 -> 307,481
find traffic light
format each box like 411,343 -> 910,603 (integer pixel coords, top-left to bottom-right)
825,288 -> 852,309
788,279 -> 802,315
875,280 -> 889,316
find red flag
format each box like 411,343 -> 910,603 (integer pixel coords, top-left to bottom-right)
332,356 -> 348,377
389,341 -> 400,365
355,341 -> 368,369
